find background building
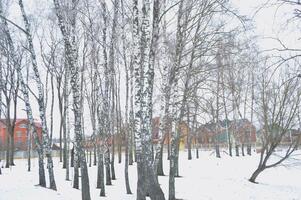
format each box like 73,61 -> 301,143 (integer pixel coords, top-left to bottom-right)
0,119 -> 42,151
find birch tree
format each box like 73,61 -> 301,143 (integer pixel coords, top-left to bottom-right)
132,0 -> 166,199
17,0 -> 58,190
53,0 -> 91,199
0,41 -> 19,167
0,0 -> 48,188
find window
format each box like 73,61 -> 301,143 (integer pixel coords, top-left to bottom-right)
0,138 -> 4,150
15,138 -> 23,149
19,123 -> 27,129
16,131 -> 22,137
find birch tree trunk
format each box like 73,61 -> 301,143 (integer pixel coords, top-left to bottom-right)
27,125 -> 31,172
0,0 -> 46,185
129,54 -> 135,166
58,79 -> 64,164
215,49 -> 222,158
63,56 -> 70,180
187,105 -> 192,160
124,31 -> 132,194
221,57 -> 232,157
96,82 -> 106,194
50,71 -> 55,146
97,146 -> 105,196
73,148 -> 79,189
248,71 -> 255,156
149,0 -> 168,178
18,0 -> 57,190
121,0 -> 132,193
131,0 -> 147,199
65,97 -> 70,181
108,0 -> 119,181
192,99 -> 199,159
53,0 -> 91,199
169,1 -> 186,199
138,0 -> 166,199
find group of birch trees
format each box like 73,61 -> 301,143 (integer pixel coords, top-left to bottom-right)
1,0 -> 301,200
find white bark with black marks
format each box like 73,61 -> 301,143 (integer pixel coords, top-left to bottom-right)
53,0 -> 91,199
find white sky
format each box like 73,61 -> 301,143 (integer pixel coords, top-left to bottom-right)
234,0 -> 301,50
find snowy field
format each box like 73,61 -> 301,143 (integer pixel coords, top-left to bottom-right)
1,150 -> 301,200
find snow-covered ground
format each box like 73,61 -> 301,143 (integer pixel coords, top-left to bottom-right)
1,150 -> 301,200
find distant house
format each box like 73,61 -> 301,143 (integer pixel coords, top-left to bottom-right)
290,129 -> 301,144
152,117 -> 192,150
0,119 -> 42,151
197,119 -> 256,146
230,119 -> 257,144
257,126 -> 301,145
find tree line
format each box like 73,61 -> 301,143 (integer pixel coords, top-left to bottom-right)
0,0 -> 301,200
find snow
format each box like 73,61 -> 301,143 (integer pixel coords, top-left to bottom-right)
1,150 -> 301,200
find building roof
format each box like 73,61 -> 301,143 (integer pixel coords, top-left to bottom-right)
0,118 -> 42,129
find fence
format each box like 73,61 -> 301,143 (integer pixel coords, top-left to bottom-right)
0,150 -> 60,160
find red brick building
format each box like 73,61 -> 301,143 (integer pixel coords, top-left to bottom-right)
197,119 -> 257,145
152,117 -> 192,150
0,119 -> 42,151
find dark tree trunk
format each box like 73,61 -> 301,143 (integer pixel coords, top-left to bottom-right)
60,123 -> 62,163
125,132 -> 132,194
129,132 -> 134,165
73,152 -> 79,189
169,136 -> 177,200
62,72 -> 67,169
175,140 -> 180,177
188,141 -> 192,160
247,144 -> 251,156
9,133 -> 15,166
96,153 -> 101,188
229,143 -> 232,157
118,137 -> 122,163
157,141 -> 164,176
215,144 -> 221,158
235,145 -> 239,156
167,133 -> 170,160
242,143 -> 245,156
38,152 -> 46,187
27,130 -> 31,172
46,154 -> 57,190
5,135 -> 9,168
62,126 -> 67,168
187,106 -> 192,160
98,152 -> 105,196
111,137 -> 116,180
249,167 -> 264,183
93,145 -> 97,166
62,116 -> 66,168
137,160 -> 147,200
151,143 -> 154,162
71,146 -> 74,167
134,143 -> 137,163
80,152 -> 91,200
105,148 -> 112,185
89,150 -> 92,167
146,163 -> 165,200
86,150 -> 89,162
